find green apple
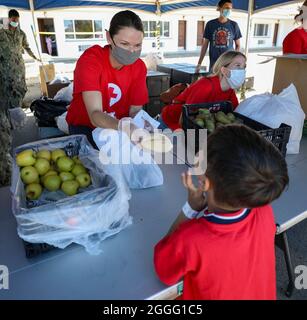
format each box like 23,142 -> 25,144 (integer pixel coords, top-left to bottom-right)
26,183 -> 43,200
72,155 -> 82,165
71,164 -> 87,176
41,170 -> 58,182
51,149 -> 66,163
57,156 -> 74,172
20,166 -> 39,185
75,173 -> 91,188
61,180 -> 79,196
16,149 -> 36,167
59,172 -> 75,182
43,175 -> 61,191
34,158 -> 50,176
36,149 -> 51,161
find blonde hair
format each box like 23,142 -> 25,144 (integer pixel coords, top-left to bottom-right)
211,50 -> 246,78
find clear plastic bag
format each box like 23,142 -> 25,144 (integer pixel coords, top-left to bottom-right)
11,135 -> 132,255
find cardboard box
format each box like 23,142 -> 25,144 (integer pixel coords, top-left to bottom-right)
46,82 -> 70,99
272,54 -> 307,115
39,64 -> 71,98
39,64 -> 55,96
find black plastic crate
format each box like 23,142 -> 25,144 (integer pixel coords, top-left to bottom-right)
23,241 -> 55,258
144,96 -> 163,118
146,70 -> 170,97
172,67 -> 209,85
182,101 -> 291,157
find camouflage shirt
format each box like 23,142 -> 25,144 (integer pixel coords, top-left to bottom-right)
0,27 -> 37,109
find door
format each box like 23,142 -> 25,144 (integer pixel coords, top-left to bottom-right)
178,20 -> 186,49
37,18 -> 58,56
197,21 -> 205,47
272,22 -> 279,47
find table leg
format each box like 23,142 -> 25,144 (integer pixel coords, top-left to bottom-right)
275,231 -> 295,297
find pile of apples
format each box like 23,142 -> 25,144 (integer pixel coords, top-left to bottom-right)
16,148 -> 92,200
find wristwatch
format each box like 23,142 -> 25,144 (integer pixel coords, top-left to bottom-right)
182,201 -> 199,219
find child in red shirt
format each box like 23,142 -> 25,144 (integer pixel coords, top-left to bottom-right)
283,1 -> 307,54
160,50 -> 246,131
154,125 -> 289,300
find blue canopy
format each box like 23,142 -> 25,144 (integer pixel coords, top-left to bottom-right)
1,0 -> 298,13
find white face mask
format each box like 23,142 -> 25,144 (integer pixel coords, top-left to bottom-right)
227,69 -> 246,89
10,21 -> 19,28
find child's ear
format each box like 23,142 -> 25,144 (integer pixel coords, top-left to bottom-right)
204,177 -> 211,192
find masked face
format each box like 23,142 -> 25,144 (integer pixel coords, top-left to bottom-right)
108,27 -> 143,66
111,38 -> 141,65
220,2 -> 233,19
9,17 -> 19,28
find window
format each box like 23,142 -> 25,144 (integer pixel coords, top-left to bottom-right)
142,21 -> 170,38
64,19 -> 103,40
254,24 -> 269,37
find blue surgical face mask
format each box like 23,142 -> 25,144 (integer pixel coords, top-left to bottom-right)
222,9 -> 231,18
227,69 -> 246,89
10,21 -> 19,28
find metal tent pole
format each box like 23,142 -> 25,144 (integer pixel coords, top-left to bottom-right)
241,0 -> 254,100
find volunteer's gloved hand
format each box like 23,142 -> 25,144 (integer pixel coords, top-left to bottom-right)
8,107 -> 27,130
118,117 -> 150,144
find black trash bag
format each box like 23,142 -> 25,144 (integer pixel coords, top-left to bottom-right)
30,97 -> 68,127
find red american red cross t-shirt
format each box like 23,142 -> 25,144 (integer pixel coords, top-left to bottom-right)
66,45 -> 148,128
161,75 -> 238,131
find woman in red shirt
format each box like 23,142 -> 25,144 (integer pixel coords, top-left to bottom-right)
283,1 -> 307,54
160,50 -> 246,131
66,10 -> 148,147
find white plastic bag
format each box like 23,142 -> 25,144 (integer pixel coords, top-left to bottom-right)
92,128 -> 164,189
236,84 -> 305,154
8,107 -> 27,129
49,74 -> 70,84
55,111 -> 69,134
54,82 -> 73,102
11,135 -> 132,255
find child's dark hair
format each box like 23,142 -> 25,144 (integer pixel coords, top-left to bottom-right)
206,124 -> 289,209
109,10 -> 144,38
9,9 -> 19,18
218,0 -> 232,8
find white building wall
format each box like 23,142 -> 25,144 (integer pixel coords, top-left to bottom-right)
0,4 -> 302,58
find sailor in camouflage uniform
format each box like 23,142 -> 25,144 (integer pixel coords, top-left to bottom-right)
0,9 -> 40,109
0,9 -> 39,186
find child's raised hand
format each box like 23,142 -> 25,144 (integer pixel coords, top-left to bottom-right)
181,171 -> 207,212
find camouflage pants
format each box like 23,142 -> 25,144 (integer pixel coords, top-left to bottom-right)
0,110 -> 12,187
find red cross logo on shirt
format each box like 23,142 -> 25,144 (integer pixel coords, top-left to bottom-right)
108,83 -> 122,107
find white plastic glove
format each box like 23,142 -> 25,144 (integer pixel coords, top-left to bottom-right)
118,117 -> 150,144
